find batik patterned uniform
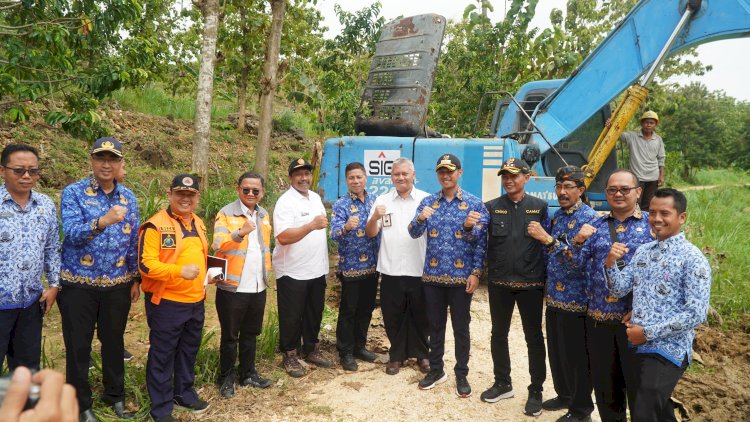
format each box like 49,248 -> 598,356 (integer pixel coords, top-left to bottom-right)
60,177 -> 140,287
408,188 -> 488,285
606,232 -> 711,366
0,186 -> 60,309
546,201 -> 599,313
331,191 -> 379,279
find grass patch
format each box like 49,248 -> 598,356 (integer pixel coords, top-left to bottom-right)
113,85 -> 235,121
673,168 -> 750,187
307,405 -> 334,416
683,185 -> 750,321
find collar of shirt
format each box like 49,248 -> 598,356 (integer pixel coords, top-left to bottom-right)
391,187 -> 419,202
240,202 -> 257,219
607,205 -> 644,221
656,232 -> 685,248
167,208 -> 195,230
0,184 -> 40,208
347,191 -> 368,202
288,187 -> 312,200
565,199 -> 583,215
88,176 -> 122,197
436,186 -> 464,202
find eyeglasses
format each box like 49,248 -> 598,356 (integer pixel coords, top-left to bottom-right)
92,155 -> 122,163
242,188 -> 261,196
605,186 -> 637,196
555,183 -> 581,191
4,167 -> 40,176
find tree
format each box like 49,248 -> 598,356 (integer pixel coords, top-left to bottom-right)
191,0 -> 221,186
254,0 -> 286,178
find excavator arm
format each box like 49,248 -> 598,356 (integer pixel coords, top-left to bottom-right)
527,0 -> 750,166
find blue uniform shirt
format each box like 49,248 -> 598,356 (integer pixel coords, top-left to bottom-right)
60,177 -> 140,289
606,232 -> 711,367
408,187 -> 489,287
545,200 -> 599,313
0,185 -> 61,309
331,191 -> 379,279
565,208 -> 655,322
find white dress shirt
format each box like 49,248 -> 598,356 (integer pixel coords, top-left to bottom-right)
237,203 -> 266,293
368,187 -> 429,277
272,188 -> 329,280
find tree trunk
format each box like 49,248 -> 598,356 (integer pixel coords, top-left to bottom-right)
191,0 -> 220,188
237,3 -> 249,133
254,0 -> 286,178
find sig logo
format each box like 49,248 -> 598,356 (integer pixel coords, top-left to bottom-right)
364,150 -> 401,176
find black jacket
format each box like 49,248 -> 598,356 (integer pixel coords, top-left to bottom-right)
485,193 -> 548,288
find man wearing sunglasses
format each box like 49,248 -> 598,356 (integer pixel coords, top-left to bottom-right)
0,144 -> 60,374
561,169 -> 655,422
526,166 -> 597,422
212,172 -> 273,397
58,137 -> 140,421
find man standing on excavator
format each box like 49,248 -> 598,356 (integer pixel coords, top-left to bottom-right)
618,111 -> 666,211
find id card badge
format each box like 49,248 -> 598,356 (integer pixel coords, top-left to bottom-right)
382,213 -> 392,227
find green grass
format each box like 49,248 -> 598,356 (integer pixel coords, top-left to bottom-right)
676,168 -> 750,187
113,85 -> 235,121
683,184 -> 750,321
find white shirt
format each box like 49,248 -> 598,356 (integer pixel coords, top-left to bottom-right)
237,204 -> 266,293
272,188 -> 329,280
369,187 -> 429,277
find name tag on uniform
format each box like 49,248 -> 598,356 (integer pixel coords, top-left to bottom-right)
382,213 -> 392,227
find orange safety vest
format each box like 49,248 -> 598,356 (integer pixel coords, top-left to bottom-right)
212,200 -> 272,292
138,208 -> 208,305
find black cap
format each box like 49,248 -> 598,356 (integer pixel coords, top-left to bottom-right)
288,157 -> 313,175
498,158 -> 530,175
91,137 -> 123,157
435,154 -> 461,171
555,165 -> 585,184
170,174 -> 200,193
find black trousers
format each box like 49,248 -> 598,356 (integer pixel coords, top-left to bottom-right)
335,273 -> 378,357
276,275 -> 326,353
380,275 -> 429,362
145,296 -> 204,419
488,285 -> 546,391
632,354 -> 686,422
58,285 -> 131,410
215,288 -> 266,380
639,180 -> 659,211
546,308 -> 594,418
423,284 -> 472,377
586,318 -> 637,422
0,301 -> 43,372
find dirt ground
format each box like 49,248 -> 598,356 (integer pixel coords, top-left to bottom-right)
38,278 -> 750,422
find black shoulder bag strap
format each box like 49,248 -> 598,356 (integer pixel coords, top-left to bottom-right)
607,218 -> 626,270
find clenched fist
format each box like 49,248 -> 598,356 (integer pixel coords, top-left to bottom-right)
309,215 -> 328,230
239,219 -> 256,237
345,215 -> 360,231
573,223 -> 597,245
372,205 -> 386,219
180,264 -> 200,280
463,211 -> 481,229
100,205 -> 127,228
605,242 -> 629,268
418,206 -> 435,222
527,221 -> 551,243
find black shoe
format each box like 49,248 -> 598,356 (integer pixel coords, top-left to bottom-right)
79,409 -> 100,422
480,382 -> 514,403
556,412 -> 592,422
353,348 -> 377,362
240,372 -> 272,389
341,354 -> 358,371
150,415 -> 175,422
542,396 -> 570,411
173,397 -> 210,414
110,401 -> 135,419
524,390 -> 543,417
418,369 -> 448,390
455,376 -> 471,398
219,375 -> 235,398
123,349 -> 134,361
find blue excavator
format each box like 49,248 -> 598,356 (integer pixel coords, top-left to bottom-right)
314,0 -> 750,210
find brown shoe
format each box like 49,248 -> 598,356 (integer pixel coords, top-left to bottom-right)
305,343 -> 334,368
283,351 -> 305,378
418,358 -> 430,374
385,361 -> 401,375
